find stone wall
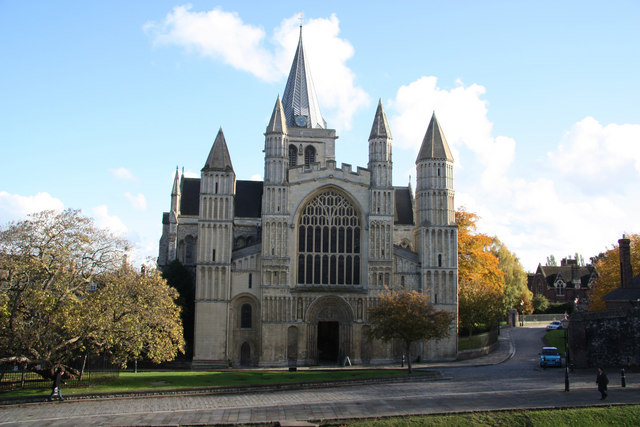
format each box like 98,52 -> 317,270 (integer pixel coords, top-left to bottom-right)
569,308 -> 640,368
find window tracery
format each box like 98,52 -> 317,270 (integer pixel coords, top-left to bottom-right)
297,190 -> 360,285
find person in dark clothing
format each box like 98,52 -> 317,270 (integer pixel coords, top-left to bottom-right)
48,367 -> 66,401
596,367 -> 608,400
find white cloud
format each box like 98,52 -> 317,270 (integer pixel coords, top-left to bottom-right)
145,8 -> 369,130
250,174 -> 262,181
548,117 -> 640,192
92,205 -> 128,236
389,75 -> 640,271
145,5 -> 278,81
124,192 -> 147,211
109,167 -> 136,181
0,191 -> 64,225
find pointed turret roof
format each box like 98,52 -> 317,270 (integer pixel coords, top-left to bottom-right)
281,27 -> 326,129
369,99 -> 392,140
203,128 -> 234,172
266,95 -> 288,134
416,112 -> 453,162
171,166 -> 180,196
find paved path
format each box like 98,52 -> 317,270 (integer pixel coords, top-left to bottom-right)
1,328 -> 638,426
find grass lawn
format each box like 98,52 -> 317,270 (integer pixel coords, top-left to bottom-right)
544,329 -> 567,356
329,405 -> 640,426
0,368 -> 415,399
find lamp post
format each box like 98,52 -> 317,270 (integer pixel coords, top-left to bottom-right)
562,317 -> 570,391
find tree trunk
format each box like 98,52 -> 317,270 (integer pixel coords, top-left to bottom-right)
405,342 -> 412,374
79,353 -> 88,381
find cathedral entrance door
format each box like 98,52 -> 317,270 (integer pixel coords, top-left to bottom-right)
317,321 -> 339,363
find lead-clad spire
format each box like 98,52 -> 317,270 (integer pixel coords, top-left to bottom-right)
281,27 -> 326,129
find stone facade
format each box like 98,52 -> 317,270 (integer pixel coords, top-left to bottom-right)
158,28 -> 458,368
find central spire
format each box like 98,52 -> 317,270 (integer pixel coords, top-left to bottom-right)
281,26 -> 326,129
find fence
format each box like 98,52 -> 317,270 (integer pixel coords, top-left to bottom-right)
0,357 -> 120,392
521,313 -> 566,323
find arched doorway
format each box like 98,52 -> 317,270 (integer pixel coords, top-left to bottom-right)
306,295 -> 354,365
317,321 -> 339,363
240,342 -> 251,366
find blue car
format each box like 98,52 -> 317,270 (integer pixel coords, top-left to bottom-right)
540,347 -> 562,368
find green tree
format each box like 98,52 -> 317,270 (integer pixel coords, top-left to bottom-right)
532,293 -> 549,313
546,255 -> 558,266
456,208 -> 506,334
368,288 -> 453,374
0,209 -> 184,377
85,264 -> 185,367
492,238 -> 532,312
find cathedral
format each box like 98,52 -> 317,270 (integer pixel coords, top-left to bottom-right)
158,28 -> 458,368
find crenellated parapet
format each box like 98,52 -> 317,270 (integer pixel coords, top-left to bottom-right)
289,160 -> 370,187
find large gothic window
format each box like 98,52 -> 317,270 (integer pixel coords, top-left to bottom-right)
297,190 -> 361,285
304,146 -> 316,167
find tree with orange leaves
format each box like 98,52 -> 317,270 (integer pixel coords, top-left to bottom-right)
589,233 -> 640,311
456,208 -> 506,334
368,288 -> 453,374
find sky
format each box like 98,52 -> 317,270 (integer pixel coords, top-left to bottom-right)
1,1 -> 639,272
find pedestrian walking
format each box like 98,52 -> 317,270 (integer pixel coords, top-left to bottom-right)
48,367 -> 66,401
596,367 -> 608,400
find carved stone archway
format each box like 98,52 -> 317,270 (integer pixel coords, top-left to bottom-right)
305,295 -> 354,364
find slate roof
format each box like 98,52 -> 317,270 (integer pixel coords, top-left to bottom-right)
536,264 -> 596,289
175,181 -> 412,223
177,179 -> 263,218
416,112 -> 453,162
281,27 -> 326,129
180,178 -> 201,216
394,187 -> 414,225
603,274 -> 640,302
234,181 -> 263,218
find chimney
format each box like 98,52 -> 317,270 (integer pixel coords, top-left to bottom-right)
619,234 -> 633,289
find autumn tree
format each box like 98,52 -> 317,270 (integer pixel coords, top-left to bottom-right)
0,209 -> 184,377
456,208 -> 506,334
589,233 -> 640,311
492,239 -> 533,314
162,260 -> 195,358
368,288 -> 453,374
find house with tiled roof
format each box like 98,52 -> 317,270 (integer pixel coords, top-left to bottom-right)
528,258 -> 597,306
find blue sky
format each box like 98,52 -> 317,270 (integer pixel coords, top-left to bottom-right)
1,1 -> 639,271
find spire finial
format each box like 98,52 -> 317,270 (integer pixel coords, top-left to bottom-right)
298,12 -> 304,27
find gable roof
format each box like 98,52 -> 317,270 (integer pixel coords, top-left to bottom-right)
536,264 -> 597,289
